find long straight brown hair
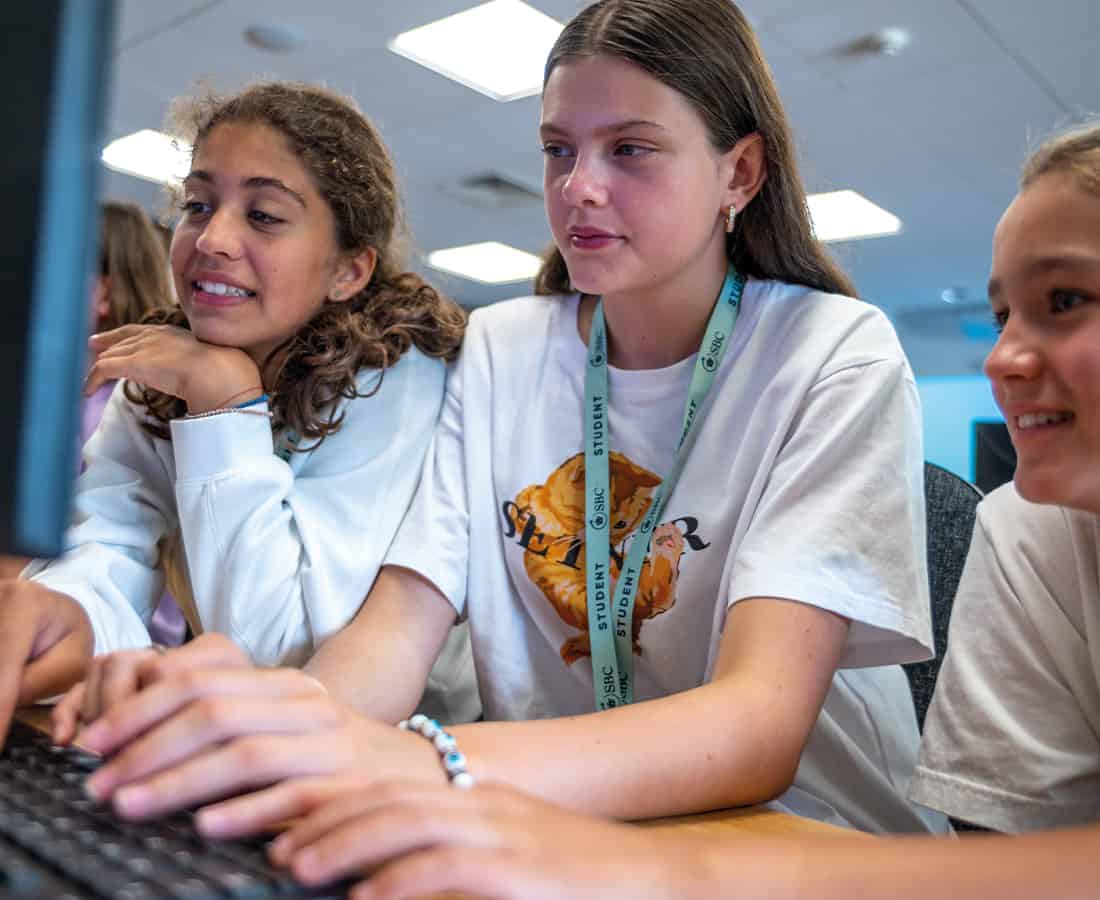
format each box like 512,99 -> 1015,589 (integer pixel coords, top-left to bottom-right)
534,0 -> 856,300
98,202 -> 174,331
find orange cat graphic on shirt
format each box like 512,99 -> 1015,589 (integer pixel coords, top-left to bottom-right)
509,451 -> 688,665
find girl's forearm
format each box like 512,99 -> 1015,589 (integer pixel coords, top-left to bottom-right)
452,677 -> 801,820
700,825 -> 1100,900
306,566 -> 455,722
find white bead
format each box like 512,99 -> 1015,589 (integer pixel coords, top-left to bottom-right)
397,719 -> 410,730
451,772 -> 476,790
408,714 -> 428,732
433,732 -> 457,752
443,750 -> 467,775
421,719 -> 442,739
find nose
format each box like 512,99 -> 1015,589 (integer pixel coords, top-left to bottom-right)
194,208 -> 243,260
983,316 -> 1041,383
560,154 -> 608,207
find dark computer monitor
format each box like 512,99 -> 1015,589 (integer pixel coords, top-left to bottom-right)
0,1 -> 117,556
972,419 -> 1017,494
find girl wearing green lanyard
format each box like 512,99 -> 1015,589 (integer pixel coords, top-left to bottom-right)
58,0 -> 944,841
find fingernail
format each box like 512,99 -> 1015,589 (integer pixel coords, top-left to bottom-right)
267,834 -> 290,865
114,786 -> 149,817
78,722 -> 106,751
292,849 -> 319,882
84,772 -> 106,801
195,808 -> 225,837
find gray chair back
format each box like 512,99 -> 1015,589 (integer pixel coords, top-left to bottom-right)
903,462 -> 983,730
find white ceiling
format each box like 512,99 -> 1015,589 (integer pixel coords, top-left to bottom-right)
100,0 -> 1100,376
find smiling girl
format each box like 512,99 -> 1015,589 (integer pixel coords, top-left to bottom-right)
59,0 -> 942,839
0,82 -> 477,738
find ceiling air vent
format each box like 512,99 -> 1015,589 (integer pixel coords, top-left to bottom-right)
445,171 -> 542,210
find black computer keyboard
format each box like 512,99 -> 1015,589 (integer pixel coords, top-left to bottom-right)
0,720 -> 346,899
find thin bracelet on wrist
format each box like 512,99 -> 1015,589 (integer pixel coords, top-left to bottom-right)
215,385 -> 265,408
181,407 -> 273,421
399,714 -> 476,789
234,393 -> 269,409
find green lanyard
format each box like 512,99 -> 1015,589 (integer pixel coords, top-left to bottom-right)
583,264 -> 745,710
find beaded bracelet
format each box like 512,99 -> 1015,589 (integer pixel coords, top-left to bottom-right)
398,714 -> 476,789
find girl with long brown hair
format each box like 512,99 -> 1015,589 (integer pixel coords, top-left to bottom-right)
254,120 -> 1100,900
52,0 -> 941,852
86,201 -> 176,443
0,81 -> 476,731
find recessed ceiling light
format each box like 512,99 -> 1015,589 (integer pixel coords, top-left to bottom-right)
872,27 -> 912,57
427,241 -> 543,284
807,190 -> 902,243
388,0 -> 563,102
244,23 -> 306,54
838,26 -> 912,59
101,130 -> 191,185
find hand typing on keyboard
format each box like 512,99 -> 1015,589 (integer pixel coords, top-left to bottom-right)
0,580 -> 95,746
50,635 -> 447,836
0,720 -> 349,898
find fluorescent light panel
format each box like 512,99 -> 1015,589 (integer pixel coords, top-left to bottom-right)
102,129 -> 192,185
428,241 -> 542,284
807,190 -> 901,243
388,0 -> 563,102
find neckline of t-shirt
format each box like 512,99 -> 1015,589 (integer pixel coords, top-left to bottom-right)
557,282 -> 758,395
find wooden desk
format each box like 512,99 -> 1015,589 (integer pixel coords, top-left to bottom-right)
16,707 -> 53,734
16,706 -> 856,840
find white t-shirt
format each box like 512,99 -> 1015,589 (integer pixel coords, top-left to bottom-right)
910,484 -> 1100,831
26,348 -> 480,725
387,280 -> 945,833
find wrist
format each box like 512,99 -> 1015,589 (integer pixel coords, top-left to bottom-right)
182,352 -> 264,414
185,385 -> 265,415
400,715 -> 476,789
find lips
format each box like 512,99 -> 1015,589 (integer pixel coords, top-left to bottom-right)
567,227 -> 622,251
188,273 -> 257,307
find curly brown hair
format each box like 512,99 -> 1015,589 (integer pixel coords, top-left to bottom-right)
127,82 -> 466,447
534,0 -> 856,300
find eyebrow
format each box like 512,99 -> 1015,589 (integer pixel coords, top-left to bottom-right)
184,170 -> 308,208
539,118 -> 670,138
988,252 -> 1100,299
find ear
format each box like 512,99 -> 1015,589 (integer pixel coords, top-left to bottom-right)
719,132 -> 767,217
327,246 -> 378,303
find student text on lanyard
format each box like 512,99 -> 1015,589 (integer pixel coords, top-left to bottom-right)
583,264 -> 745,710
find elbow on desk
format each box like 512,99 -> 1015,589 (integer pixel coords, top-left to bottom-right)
706,735 -> 803,811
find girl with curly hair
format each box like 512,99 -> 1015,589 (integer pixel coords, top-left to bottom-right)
0,81 -> 476,732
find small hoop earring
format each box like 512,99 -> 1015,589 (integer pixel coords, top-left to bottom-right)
725,205 -> 737,234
